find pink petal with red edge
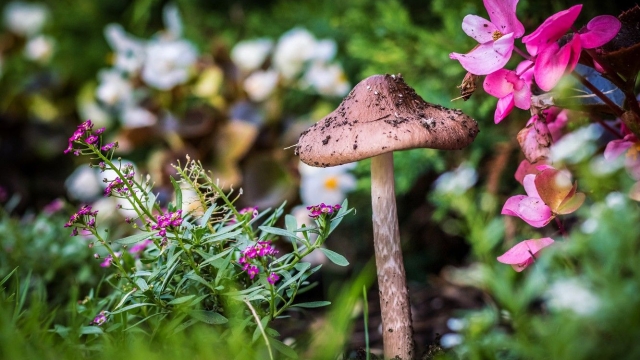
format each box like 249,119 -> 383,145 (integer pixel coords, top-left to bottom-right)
516,60 -> 535,83
483,0 -> 525,38
523,4 -> 582,56
495,94 -> 515,123
516,197 -> 554,227
604,137 -> 634,160
534,42 -> 571,91
522,174 -> 540,198
484,69 -> 514,98
450,33 -> 514,75
579,15 -> 621,49
497,237 -> 555,272
462,14 -> 498,43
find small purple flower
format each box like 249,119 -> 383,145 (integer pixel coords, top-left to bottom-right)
267,272 -> 280,285
247,265 -> 260,279
85,135 -> 99,145
90,311 -> 108,326
94,127 -> 105,135
43,198 -> 64,214
128,239 -> 152,255
307,203 -> 342,218
101,142 -> 116,152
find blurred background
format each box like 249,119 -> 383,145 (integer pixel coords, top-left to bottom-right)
1,0 -> 638,357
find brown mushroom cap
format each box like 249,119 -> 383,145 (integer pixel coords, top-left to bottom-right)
296,74 -> 480,167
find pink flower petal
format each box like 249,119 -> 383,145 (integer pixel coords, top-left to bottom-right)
512,79 -> 532,110
450,33 -> 515,75
579,15 -> 621,49
484,69 -> 514,98
497,237 -> 555,272
462,14 -> 498,43
515,159 -> 547,184
494,93 -> 515,123
533,42 -> 572,91
522,174 -> 540,198
516,197 -> 554,227
535,168 -> 574,211
604,136 -> 635,160
501,195 -> 528,217
522,4 -> 582,56
483,0 -> 525,38
517,119 -> 552,163
515,60 -> 535,83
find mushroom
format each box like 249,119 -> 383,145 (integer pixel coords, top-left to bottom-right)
295,74 -> 479,359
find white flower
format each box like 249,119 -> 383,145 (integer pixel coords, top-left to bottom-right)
272,28 -> 317,80
120,106 -> 157,128
550,124 -> 602,164
303,61 -> 350,97
24,34 -> 54,62
3,1 -> 49,37
545,278 -> 600,316
65,166 -> 103,202
243,69 -> 279,102
231,38 -> 273,73
311,39 -> 336,62
299,161 -> 356,206
104,24 -> 146,74
96,69 -> 133,106
142,38 -> 198,90
434,162 -> 478,195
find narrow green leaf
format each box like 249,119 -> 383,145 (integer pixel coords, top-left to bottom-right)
189,310 -> 228,324
108,303 -> 155,315
0,267 -> 17,287
135,278 -> 149,292
168,295 -> 195,305
172,318 -> 199,334
270,337 -> 299,359
291,301 -> 331,308
320,248 -> 349,266
259,226 -> 298,240
114,231 -> 154,245
285,214 -> 297,232
200,203 -> 217,225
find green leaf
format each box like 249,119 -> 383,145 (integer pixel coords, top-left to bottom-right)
198,247 -> 233,268
189,310 -> 228,324
135,278 -> 149,292
328,199 -> 353,235
114,231 -> 154,245
200,204 -> 217,225
172,318 -> 199,334
168,295 -> 195,305
270,337 -> 298,359
291,301 -> 331,308
320,248 -> 349,266
285,214 -> 297,232
259,226 -> 298,240
0,267 -> 17,287
80,326 -> 104,335
109,303 -> 155,315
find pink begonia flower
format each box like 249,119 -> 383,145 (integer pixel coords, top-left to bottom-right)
604,124 -> 640,181
483,60 -> 534,123
604,134 -> 638,160
449,0 -> 524,75
497,237 -> 555,272
523,5 -> 620,90
514,159 -> 549,185
502,167 -> 585,227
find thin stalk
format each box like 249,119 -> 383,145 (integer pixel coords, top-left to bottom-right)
244,299 -> 274,360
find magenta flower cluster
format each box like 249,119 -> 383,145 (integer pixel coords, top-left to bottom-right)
63,120 -> 117,155
307,203 -> 341,218
238,241 -> 280,284
90,310 -> 108,326
450,0 -> 620,123
64,205 -> 98,236
104,164 -> 136,197
150,209 -> 183,244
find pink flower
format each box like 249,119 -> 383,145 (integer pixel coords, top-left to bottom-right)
483,60 -> 534,123
502,167 -> 584,227
247,265 -> 259,279
497,237 -> 555,272
267,272 -> 280,285
449,0 -> 524,75
523,5 -> 620,90
604,134 -> 638,160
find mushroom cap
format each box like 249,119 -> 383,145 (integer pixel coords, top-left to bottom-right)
296,74 -> 479,167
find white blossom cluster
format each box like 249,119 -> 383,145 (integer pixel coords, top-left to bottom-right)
231,27 -> 350,102
2,1 -> 55,65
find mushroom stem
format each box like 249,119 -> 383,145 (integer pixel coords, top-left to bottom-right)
370,152 -> 413,360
